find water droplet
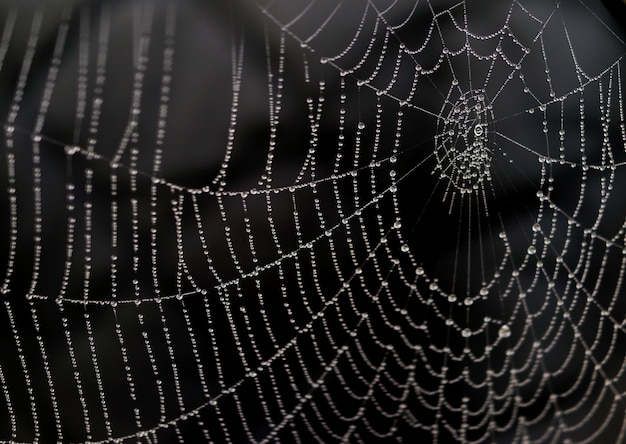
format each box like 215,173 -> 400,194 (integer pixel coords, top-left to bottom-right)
464,297 -> 473,306
480,287 -> 489,296
415,267 -> 424,276
532,223 -> 541,232
462,328 -> 472,338
65,145 -> 80,156
401,244 -> 410,253
527,246 -> 537,255
448,294 -> 457,303
498,325 -> 511,338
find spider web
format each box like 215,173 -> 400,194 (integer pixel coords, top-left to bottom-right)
1,0 -> 626,442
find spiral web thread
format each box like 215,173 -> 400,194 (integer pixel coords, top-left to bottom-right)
1,0 -> 626,442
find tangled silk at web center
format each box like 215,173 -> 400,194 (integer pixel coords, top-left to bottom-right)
434,89 -> 494,193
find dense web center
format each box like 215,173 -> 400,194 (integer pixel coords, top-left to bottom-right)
435,89 -> 493,193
